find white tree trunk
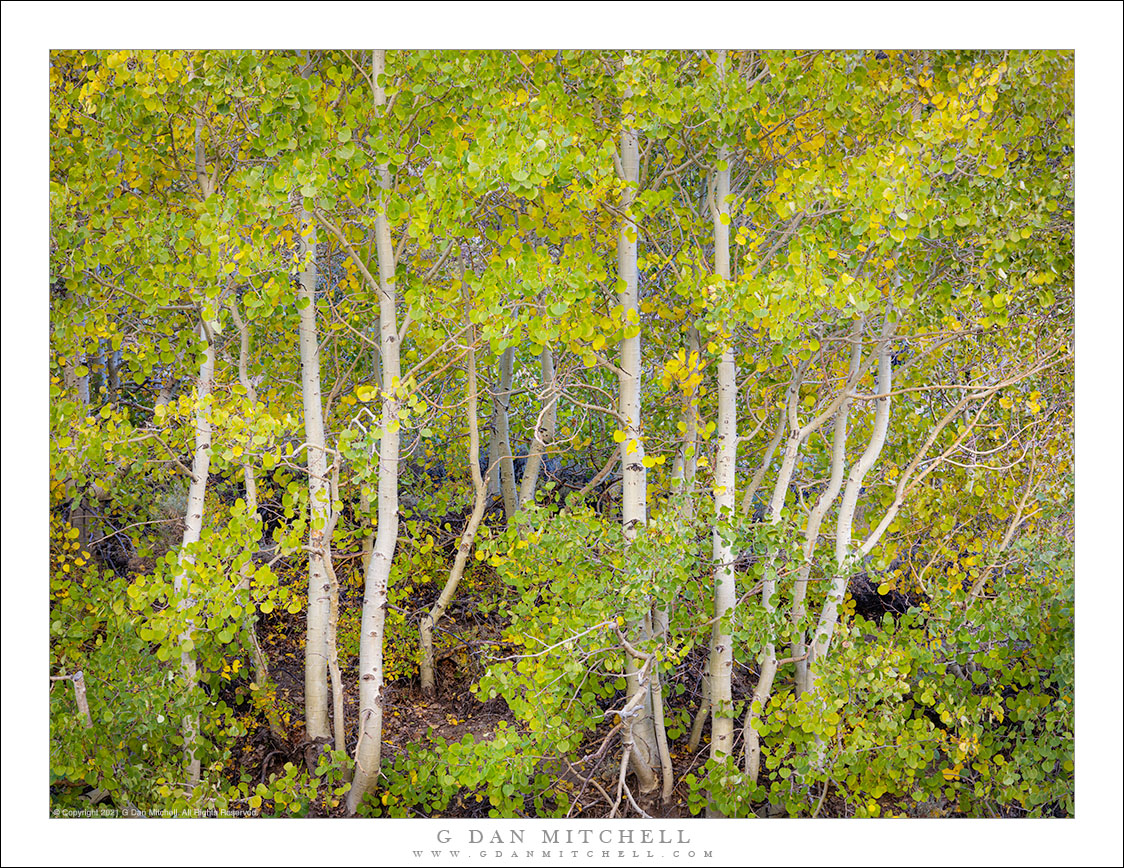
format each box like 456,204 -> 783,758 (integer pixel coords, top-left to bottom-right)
742,336 -> 879,779
617,86 -> 659,797
518,345 -> 557,508
107,348 -> 120,395
790,326 -> 861,696
740,407 -> 785,517
77,351 -> 90,406
173,97 -> 216,791
230,300 -> 286,743
348,48 -> 400,815
359,486 -> 375,574
810,328 -> 894,681
421,263 -> 490,694
710,48 -> 737,773
493,347 -> 517,519
174,322 -> 213,790
298,196 -> 333,746
743,363 -> 806,783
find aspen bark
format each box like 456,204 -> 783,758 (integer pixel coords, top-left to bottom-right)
649,604 -> 676,805
740,407 -> 785,517
744,364 -> 806,783
174,322 -> 213,790
420,258 -> 490,695
323,500 -> 346,755
107,348 -> 120,395
155,369 -> 176,408
709,48 -> 737,774
66,334 -> 94,546
485,368 -> 503,501
230,300 -> 286,743
359,487 -> 375,574
790,326 -> 861,697
743,338 -> 879,778
169,88 -> 217,790
52,671 -> 93,729
298,191 -> 333,746
809,329 -> 894,681
492,347 -> 517,519
63,353 -> 80,397
348,48 -> 399,815
687,675 -> 710,753
617,79 -> 659,796
670,326 -> 701,505
77,352 -> 90,406
517,345 -> 558,508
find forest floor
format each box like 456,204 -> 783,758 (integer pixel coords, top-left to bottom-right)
230,589 -> 729,818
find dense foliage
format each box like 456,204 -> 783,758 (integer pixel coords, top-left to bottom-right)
49,48 -> 1073,819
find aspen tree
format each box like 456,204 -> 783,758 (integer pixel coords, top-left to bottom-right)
348,48 -> 401,815
709,49 -> 737,771
420,252 -> 492,695
298,173 -> 334,748
616,62 -> 660,797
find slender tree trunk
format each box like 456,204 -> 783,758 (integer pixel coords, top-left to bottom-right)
66,339 -> 94,548
673,327 -> 705,756
298,188 -> 333,748
155,369 -> 176,408
485,368 -> 503,501
617,83 -> 660,797
358,325 -> 380,573
348,48 -> 400,815
174,322 -> 213,791
517,345 -> 557,508
420,257 -> 490,695
741,344 -> 870,780
744,366 -> 806,783
809,327 -> 894,684
107,348 -> 120,395
77,351 -> 90,406
670,327 -> 701,499
70,342 -> 92,545
63,352 -> 80,397
323,489 -> 347,755
790,325 -> 860,697
172,89 -> 217,792
359,486 -> 375,574
493,347 -> 517,520
649,603 -> 676,805
709,51 -> 737,778
687,675 -> 710,753
230,300 -> 287,743
740,406 -> 785,518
